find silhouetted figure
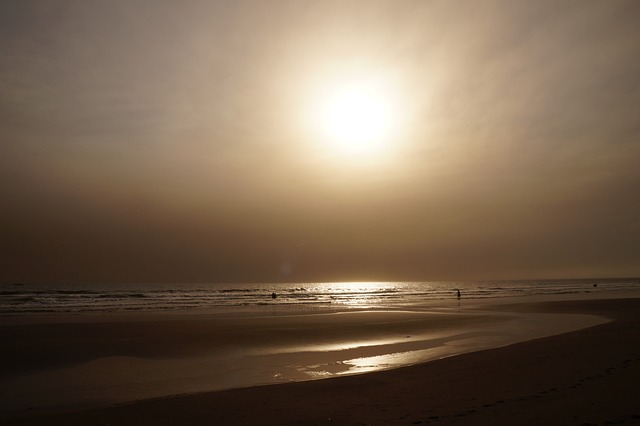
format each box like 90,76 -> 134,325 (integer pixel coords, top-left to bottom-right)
456,289 -> 461,300
272,292 -> 277,299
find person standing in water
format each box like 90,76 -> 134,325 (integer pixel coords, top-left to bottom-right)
456,289 -> 461,300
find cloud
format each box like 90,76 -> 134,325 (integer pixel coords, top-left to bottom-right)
1,0 -> 639,282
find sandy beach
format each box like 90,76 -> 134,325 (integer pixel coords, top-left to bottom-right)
2,295 -> 639,425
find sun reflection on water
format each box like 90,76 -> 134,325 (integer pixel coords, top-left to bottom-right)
293,347 -> 452,379
339,348 -> 446,374
320,281 -> 398,307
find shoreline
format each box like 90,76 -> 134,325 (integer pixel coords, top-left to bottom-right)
2,294 -> 640,425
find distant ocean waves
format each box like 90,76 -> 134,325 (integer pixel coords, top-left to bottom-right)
1,279 -> 638,315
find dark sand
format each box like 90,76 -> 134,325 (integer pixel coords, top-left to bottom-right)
2,297 -> 639,425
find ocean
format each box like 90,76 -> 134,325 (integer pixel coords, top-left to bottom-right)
1,278 -> 638,315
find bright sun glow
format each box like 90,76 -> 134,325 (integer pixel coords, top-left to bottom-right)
314,79 -> 398,158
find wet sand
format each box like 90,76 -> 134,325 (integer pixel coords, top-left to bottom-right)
2,296 -> 639,425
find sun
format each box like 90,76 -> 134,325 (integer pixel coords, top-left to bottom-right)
314,80 -> 397,158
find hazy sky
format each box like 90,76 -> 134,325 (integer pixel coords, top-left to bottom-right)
2,0 -> 639,284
